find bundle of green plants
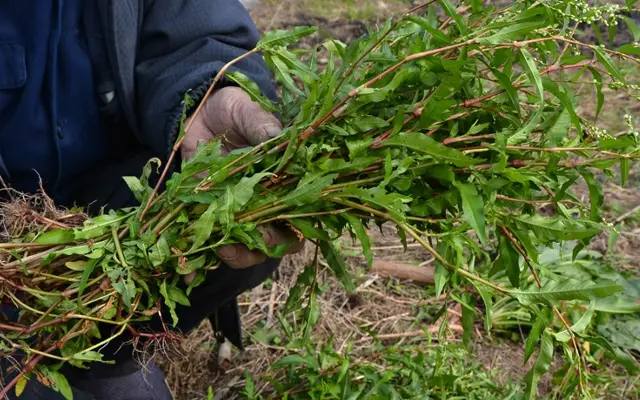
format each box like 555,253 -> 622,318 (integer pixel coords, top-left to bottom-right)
2,0 -> 640,398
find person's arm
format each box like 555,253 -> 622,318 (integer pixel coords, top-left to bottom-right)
135,0 -> 303,270
135,0 -> 276,157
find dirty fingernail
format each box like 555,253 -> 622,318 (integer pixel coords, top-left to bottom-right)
264,124 -> 281,138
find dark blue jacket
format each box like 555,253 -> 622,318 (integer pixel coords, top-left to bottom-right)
88,0 -> 276,157
0,0 -> 275,196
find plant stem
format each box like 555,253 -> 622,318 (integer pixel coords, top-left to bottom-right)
112,226 -> 128,267
152,203 -> 186,236
258,208 -> 352,225
238,204 -> 291,223
442,134 -> 496,145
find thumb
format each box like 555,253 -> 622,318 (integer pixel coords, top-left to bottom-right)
232,92 -> 283,146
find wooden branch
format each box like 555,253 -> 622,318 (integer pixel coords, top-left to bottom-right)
371,260 -> 435,285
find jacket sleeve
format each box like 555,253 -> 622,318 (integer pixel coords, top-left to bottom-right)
134,0 -> 276,158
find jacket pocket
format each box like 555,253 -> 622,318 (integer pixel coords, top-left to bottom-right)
0,42 -> 26,119
0,43 -> 26,89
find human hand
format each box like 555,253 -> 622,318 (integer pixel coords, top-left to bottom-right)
181,87 -> 303,276
181,86 -> 281,160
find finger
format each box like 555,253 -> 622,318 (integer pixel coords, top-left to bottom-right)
233,93 -> 283,146
183,272 -> 197,285
180,114 -> 214,161
258,225 -> 305,255
217,243 -> 267,269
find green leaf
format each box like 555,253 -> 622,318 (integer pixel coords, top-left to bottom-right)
542,79 -> 581,134
346,115 -> 390,132
288,218 -> 331,241
176,92 -> 195,145
519,48 -> 543,100
524,313 -> 548,363
594,295 -> 640,314
34,229 -> 76,245
579,169 -> 603,221
406,16 -> 451,44
507,108 -> 541,145
15,377 -> 27,397
257,26 -> 318,49
344,213 -> 372,269
383,133 -> 479,167
453,181 -> 487,245
346,138 -> 374,160
547,109 -> 571,145
160,280 -> 179,326
275,127 -> 300,173
272,354 -> 318,370
276,48 -> 321,85
45,369 -> 73,400
524,332 -> 554,400
617,43 -> 640,56
284,263 -> 315,313
492,68 -> 520,114
514,214 -> 601,240
594,47 -> 625,82
623,17 -> 640,42
461,293 -> 476,347
438,0 -> 467,35
320,240 -> 355,293
233,173 -> 271,209
434,263 -> 450,298
191,201 -> 218,251
497,232 -> 521,288
589,67 -> 604,120
621,158 -> 630,187
471,280 -> 493,334
225,71 -> 277,112
77,258 -> 99,302
149,233 -> 172,267
167,286 -> 190,307
65,260 -> 88,272
108,268 -> 137,311
266,53 -> 305,96
479,21 -> 546,45
281,174 -> 337,206
357,69 -> 413,103
555,301 -> 596,343
510,279 -> 624,305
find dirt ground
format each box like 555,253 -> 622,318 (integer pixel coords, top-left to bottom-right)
156,1 -> 640,399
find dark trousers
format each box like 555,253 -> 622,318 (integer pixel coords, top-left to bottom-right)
1,150 -> 278,400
